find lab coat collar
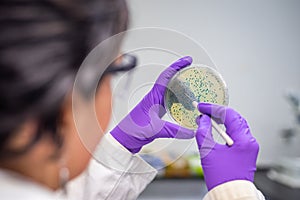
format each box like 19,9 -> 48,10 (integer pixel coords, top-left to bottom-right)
0,168 -> 56,200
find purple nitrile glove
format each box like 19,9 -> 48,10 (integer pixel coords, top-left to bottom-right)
195,102 -> 259,191
110,56 -> 195,153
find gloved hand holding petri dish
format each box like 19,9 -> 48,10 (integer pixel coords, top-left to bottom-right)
164,65 -> 233,145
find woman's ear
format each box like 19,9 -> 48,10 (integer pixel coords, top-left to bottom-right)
6,120 -> 38,152
57,92 -> 96,180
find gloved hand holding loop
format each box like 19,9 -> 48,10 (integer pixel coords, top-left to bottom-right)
195,102 -> 259,191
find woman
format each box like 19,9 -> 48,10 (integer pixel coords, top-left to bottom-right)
0,0 -> 264,199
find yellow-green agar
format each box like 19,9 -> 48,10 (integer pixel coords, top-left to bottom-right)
165,65 -> 228,129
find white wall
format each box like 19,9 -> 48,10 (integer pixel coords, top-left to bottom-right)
109,0 -> 300,166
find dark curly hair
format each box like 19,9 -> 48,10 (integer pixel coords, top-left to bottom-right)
0,0 -> 128,158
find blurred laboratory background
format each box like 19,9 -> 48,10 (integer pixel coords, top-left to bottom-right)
108,0 -> 300,199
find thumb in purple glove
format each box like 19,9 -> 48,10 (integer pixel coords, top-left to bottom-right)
195,103 -> 259,191
111,56 -> 195,153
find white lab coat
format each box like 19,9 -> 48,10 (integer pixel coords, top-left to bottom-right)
0,134 -> 265,200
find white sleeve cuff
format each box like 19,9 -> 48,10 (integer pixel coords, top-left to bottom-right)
92,133 -> 158,174
203,180 -> 265,200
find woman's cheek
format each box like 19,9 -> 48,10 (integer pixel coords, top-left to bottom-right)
95,75 -> 113,132
64,75 -> 113,180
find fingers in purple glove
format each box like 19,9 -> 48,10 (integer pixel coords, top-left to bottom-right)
156,121 -> 195,139
155,56 -> 193,88
169,56 -> 193,70
195,114 -> 216,158
197,102 -> 254,143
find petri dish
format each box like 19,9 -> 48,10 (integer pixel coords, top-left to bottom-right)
164,65 -> 229,130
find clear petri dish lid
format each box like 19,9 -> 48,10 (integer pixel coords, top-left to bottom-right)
164,65 -> 229,130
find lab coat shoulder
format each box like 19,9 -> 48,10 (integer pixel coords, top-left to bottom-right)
203,180 -> 265,200
0,169 -> 55,200
65,133 -> 157,200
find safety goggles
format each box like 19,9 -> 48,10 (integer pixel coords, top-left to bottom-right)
98,54 -> 137,98
103,54 -> 137,75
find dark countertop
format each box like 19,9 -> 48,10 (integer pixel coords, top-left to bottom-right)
138,178 -> 207,200
138,170 -> 300,200
254,170 -> 300,200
